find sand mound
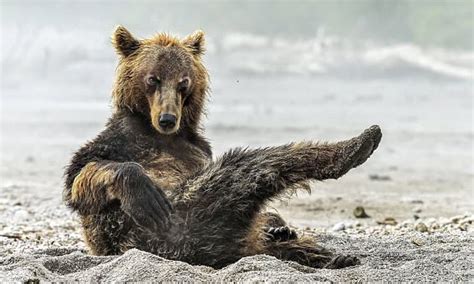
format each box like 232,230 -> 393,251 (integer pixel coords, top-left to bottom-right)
1,233 -> 472,282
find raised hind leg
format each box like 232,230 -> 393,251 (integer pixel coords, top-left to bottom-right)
174,125 -> 381,211
165,126 -> 381,268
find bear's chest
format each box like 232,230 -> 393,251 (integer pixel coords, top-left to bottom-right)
140,141 -> 209,191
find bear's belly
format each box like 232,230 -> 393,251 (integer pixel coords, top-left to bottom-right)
143,150 -> 208,192
146,168 -> 188,191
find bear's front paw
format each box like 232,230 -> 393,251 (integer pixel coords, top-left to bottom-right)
120,178 -> 173,231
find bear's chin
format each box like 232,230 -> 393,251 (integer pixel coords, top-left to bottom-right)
155,126 -> 179,136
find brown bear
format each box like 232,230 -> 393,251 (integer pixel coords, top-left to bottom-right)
64,26 -> 382,269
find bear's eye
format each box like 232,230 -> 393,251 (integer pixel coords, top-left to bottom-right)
178,78 -> 190,93
146,76 -> 160,87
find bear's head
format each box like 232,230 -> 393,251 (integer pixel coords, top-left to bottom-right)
111,26 -> 208,135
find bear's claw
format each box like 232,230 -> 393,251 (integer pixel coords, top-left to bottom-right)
324,254 -> 361,269
266,226 -> 297,241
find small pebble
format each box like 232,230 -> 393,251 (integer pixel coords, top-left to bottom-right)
415,222 -> 428,233
369,174 -> 392,181
332,222 -> 346,232
458,223 -> 468,231
451,215 -> 463,224
413,208 -> 422,213
377,217 -> 398,226
13,210 -> 29,221
353,206 -> 370,218
411,237 -> 424,246
431,223 -> 440,231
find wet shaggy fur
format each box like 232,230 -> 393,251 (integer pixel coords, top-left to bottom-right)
64,26 -> 382,269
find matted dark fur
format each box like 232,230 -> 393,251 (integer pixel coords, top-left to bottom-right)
64,26 -> 382,269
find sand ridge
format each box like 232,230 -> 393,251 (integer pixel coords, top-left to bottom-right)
1,229 -> 472,282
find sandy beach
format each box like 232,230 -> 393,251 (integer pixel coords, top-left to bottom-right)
0,188 -> 472,282
1,88 -> 473,280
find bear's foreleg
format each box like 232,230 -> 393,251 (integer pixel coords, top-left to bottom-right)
69,161 -> 172,230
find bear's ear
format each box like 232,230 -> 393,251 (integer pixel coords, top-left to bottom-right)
112,26 -> 140,57
182,30 -> 205,56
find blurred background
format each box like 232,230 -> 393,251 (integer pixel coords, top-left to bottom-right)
1,0 -> 473,228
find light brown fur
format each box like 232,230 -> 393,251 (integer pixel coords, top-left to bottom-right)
71,162 -> 115,208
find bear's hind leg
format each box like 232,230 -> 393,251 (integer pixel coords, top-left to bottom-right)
171,126 -> 381,267
246,214 -> 359,268
175,125 -> 382,220
268,238 -> 361,269
244,224 -> 360,269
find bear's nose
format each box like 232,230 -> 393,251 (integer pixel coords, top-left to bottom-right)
159,114 -> 177,129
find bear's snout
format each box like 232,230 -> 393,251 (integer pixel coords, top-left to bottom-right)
159,113 -> 177,130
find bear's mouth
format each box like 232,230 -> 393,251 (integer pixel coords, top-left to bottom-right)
157,126 -> 179,135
